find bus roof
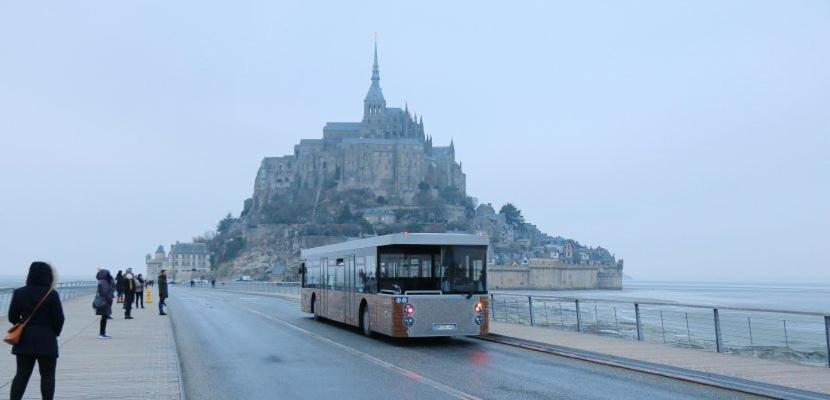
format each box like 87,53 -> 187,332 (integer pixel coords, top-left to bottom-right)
300,233 -> 489,258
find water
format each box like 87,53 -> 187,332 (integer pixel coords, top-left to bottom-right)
494,281 -> 830,314
0,275 -> 93,290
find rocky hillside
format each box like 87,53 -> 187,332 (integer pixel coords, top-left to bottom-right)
201,172 -> 620,281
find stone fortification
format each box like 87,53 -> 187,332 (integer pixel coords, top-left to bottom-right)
489,258 -> 623,290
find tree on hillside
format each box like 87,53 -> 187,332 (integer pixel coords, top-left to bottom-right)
217,213 -> 235,234
499,203 -> 525,226
336,204 -> 354,224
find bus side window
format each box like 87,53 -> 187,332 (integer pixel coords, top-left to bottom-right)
356,257 -> 366,293
307,261 -> 320,288
365,255 -> 377,294
327,259 -> 336,290
336,258 -> 345,290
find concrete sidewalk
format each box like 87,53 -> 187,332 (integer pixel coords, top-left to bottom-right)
0,295 -> 183,400
490,321 -> 830,396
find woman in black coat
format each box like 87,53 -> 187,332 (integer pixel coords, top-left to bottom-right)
114,270 -> 124,304
95,269 -> 114,338
7,261 -> 65,400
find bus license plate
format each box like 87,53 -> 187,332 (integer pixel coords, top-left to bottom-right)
433,323 -> 457,331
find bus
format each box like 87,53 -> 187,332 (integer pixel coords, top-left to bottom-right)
299,233 -> 489,338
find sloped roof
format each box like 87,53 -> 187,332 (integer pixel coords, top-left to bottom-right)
169,242 -> 209,255
324,122 -> 361,131
342,138 -> 422,146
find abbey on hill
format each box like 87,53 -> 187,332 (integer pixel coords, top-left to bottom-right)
201,42 -> 622,290
248,41 -> 464,221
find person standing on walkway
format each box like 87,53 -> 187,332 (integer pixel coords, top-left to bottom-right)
7,261 -> 65,400
158,269 -> 168,316
134,274 -> 145,309
122,268 -> 136,319
114,270 -> 124,304
211,278 -> 216,289
95,269 -> 114,338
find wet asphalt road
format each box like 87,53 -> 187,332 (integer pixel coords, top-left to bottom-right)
169,288 -> 764,400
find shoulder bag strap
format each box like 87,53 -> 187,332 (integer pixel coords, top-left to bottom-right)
20,287 -> 54,327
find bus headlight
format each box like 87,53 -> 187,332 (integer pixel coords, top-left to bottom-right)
474,302 -> 483,314
404,303 -> 415,317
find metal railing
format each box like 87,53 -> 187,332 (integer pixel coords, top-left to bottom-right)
490,293 -> 830,368
0,281 -> 97,317
191,281 -> 301,297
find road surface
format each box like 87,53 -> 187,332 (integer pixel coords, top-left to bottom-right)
170,288 -> 763,400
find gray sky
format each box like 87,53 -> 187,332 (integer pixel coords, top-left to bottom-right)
1,1 -> 828,282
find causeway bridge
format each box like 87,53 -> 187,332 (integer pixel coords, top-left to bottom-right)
2,282 -> 829,399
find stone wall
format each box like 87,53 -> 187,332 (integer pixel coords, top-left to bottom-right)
597,266 -> 623,289
488,258 -> 622,290
487,266 -> 530,288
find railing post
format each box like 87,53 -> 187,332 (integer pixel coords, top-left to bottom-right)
528,296 -> 534,326
714,308 -> 722,353
685,312 -> 691,344
825,316 -> 830,368
634,303 -> 642,341
575,299 -> 581,332
490,294 -> 495,320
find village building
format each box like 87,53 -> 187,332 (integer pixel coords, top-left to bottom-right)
145,242 -> 212,283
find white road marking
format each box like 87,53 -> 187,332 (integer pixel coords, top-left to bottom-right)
235,303 -> 482,400
238,297 -> 258,300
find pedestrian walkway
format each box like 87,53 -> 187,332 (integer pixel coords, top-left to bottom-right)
490,321 -> 830,396
0,295 -> 183,400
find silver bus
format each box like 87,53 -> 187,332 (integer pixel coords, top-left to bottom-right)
300,233 -> 490,338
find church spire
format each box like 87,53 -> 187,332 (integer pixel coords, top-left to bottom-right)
371,38 -> 380,83
363,36 -> 386,128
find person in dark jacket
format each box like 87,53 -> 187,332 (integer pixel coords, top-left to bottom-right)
134,274 -> 145,309
95,269 -> 114,338
157,269 -> 168,315
122,268 -> 136,319
114,270 -> 124,304
7,261 -> 65,400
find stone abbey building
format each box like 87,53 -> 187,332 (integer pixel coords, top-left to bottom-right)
250,42 -> 465,217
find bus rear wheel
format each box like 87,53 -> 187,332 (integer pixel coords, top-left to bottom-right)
311,295 -> 319,320
361,306 -> 371,337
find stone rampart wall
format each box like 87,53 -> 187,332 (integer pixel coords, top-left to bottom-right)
489,258 -> 622,290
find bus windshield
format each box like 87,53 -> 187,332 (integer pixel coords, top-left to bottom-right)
377,245 -> 487,294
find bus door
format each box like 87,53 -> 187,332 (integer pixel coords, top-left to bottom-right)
320,257 -> 328,318
345,255 -> 355,324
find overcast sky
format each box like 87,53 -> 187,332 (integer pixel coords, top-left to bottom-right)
1,1 -> 828,282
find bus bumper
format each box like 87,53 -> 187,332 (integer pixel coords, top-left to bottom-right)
392,295 -> 489,337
